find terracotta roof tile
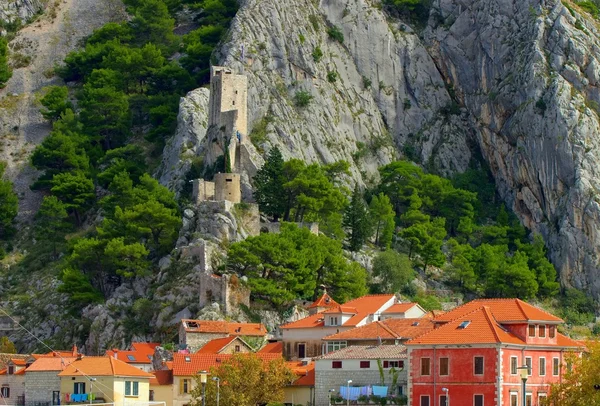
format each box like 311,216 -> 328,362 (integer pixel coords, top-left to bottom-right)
286,361 -> 315,386
323,319 -> 435,341
26,357 -> 77,372
557,334 -> 586,348
307,293 -> 339,309
11,359 -> 26,366
105,342 -> 159,364
317,345 -> 407,360
383,303 -> 420,314
172,353 -> 282,376
58,357 -> 153,378
181,320 -> 267,336
196,337 -> 238,354
258,342 -> 283,354
150,369 -> 173,386
0,354 -> 28,369
14,368 -> 25,375
434,299 -> 563,324
323,305 -> 358,314
282,294 -> 396,329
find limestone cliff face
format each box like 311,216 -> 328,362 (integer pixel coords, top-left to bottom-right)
212,0 -> 472,182
0,0 -> 45,25
425,0 -> 600,297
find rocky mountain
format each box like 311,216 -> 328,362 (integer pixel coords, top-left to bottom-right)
0,0 -> 45,26
3,0 -> 600,350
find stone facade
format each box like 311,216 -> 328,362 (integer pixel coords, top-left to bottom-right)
198,273 -> 250,316
0,371 -> 25,405
178,327 -> 227,353
214,173 -> 241,203
192,179 -> 215,203
260,221 -> 319,235
24,371 -> 60,405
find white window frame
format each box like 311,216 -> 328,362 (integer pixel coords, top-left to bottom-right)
510,356 -> 518,375
538,393 -> 547,405
525,393 -> 532,406
326,341 -> 347,353
440,394 -> 448,406
439,357 -> 449,376
528,324 -> 536,337
539,357 -> 546,376
421,357 -> 431,376
553,357 -> 560,376
0,387 -> 9,398
510,392 -> 518,406
525,357 -> 532,376
539,325 -> 546,338
474,356 -> 484,376
125,381 -> 139,397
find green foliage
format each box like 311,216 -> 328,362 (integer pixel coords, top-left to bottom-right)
327,70 -> 338,83
58,267 -> 104,307
383,0 -> 432,25
371,250 -> 414,293
40,86 -> 72,121
343,186 -> 371,251
0,163 -> 18,241
253,147 -> 286,221
312,46 -> 323,62
50,171 -> 95,225
227,223 -> 367,307
35,196 -> 71,258
294,90 -> 313,107
0,37 -> 11,88
327,25 -> 344,43
577,1 -> 600,18
559,288 -> 596,325
0,336 -> 16,353
369,193 -> 395,248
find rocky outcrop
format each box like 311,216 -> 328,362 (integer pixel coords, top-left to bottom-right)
425,0 -> 600,298
0,0 -> 45,26
156,88 -> 210,197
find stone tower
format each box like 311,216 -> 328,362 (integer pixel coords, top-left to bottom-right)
206,66 -> 249,171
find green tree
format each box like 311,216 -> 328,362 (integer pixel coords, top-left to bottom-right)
0,336 -> 16,353
50,171 -> 95,225
127,0 -> 176,47
377,161 -> 423,216
369,193 -> 395,248
253,147 -> 286,220
371,250 -> 414,293
40,86 -> 73,121
35,196 -> 71,258
445,239 -> 477,292
96,145 -> 147,188
104,237 -> 150,278
0,37 -> 12,88
0,163 -> 18,240
343,186 -> 371,252
517,235 -> 560,297
58,267 -> 103,306
191,353 -> 295,406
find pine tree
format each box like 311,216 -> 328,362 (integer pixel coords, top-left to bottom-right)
0,163 -> 18,240
253,147 -> 286,220
369,193 -> 395,248
50,171 -> 96,225
40,86 -> 73,121
35,196 -> 71,258
0,37 -> 12,88
343,186 -> 372,252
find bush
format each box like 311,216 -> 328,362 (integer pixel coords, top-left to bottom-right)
327,70 -> 338,83
0,37 -> 12,88
312,46 -> 323,62
327,25 -> 344,43
294,90 -> 313,107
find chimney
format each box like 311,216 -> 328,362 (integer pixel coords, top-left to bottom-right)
113,350 -> 118,359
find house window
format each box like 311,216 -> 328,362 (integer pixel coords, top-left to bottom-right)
7,366 -> 13,375
180,378 -> 191,394
125,381 -> 139,397
510,356 -> 518,375
383,360 -> 404,369
332,361 -> 342,369
149,390 -> 155,401
474,357 -> 484,375
525,357 -> 532,375
235,345 -> 241,352
549,325 -> 556,338
439,357 -> 449,376
526,393 -> 532,406
510,393 -> 518,406
329,317 -> 339,326
474,394 -> 484,406
73,382 -> 85,395
539,357 -> 546,376
538,393 -> 547,405
528,325 -> 536,337
127,355 -> 136,361
440,395 -> 448,406
421,358 -> 431,376
420,395 -> 430,406
1,386 -> 9,398
360,361 -> 370,369
539,325 -> 546,338
553,357 -> 560,376
326,341 -> 347,353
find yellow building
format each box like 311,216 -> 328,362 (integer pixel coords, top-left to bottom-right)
150,370 -> 173,406
58,356 -> 153,406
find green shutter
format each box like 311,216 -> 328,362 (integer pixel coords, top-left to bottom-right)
133,382 -> 139,396
125,381 -> 131,396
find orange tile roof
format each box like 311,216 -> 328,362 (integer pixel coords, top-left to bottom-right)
323,305 -> 358,314
181,319 -> 267,336
557,334 -> 587,348
408,306 -> 524,345
172,353 -> 282,376
323,318 -> 435,341
434,299 -> 563,324
105,342 -> 159,364
150,369 -> 173,386
383,303 -> 420,314
258,342 -> 283,354
58,357 -> 153,378
11,359 -> 26,366
14,368 -> 25,375
286,361 -> 315,386
282,294 -> 396,329
26,357 -> 77,372
307,292 -> 339,309
196,337 -> 238,354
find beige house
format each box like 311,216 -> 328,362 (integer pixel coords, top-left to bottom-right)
178,319 -> 267,352
0,358 -> 28,405
150,370 -> 173,406
58,356 -> 153,405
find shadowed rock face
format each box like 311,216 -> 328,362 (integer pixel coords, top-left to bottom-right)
425,0 -> 600,297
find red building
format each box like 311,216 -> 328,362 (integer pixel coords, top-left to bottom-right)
406,299 -> 582,406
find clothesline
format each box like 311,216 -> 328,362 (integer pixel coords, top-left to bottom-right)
339,385 -> 388,400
